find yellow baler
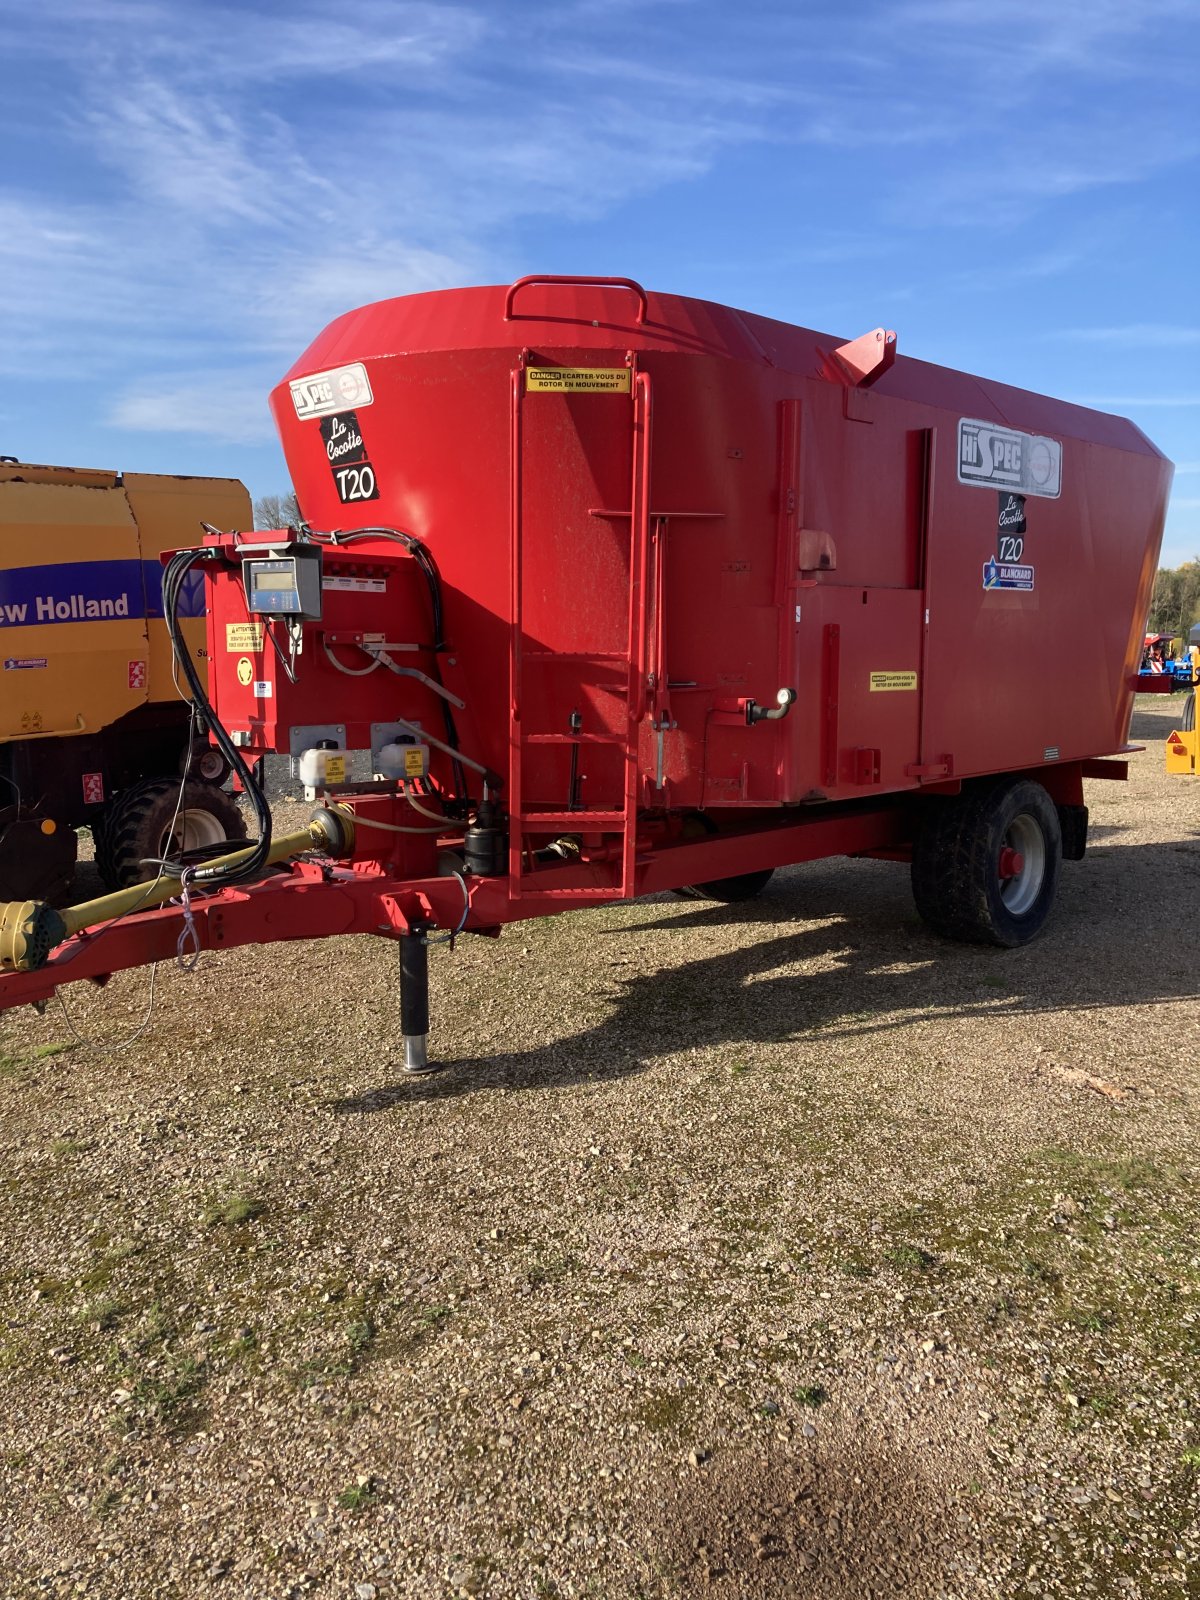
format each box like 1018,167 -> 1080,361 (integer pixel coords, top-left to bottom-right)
0,461 -> 251,900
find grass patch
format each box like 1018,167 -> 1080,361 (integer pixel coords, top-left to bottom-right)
202,1192 -> 265,1228
640,1390 -> 688,1431
884,1244 -> 935,1271
337,1478 -> 379,1513
76,1296 -> 126,1332
791,1384 -> 828,1408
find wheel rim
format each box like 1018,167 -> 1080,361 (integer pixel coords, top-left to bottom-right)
194,749 -> 226,782
998,812 -> 1046,916
160,808 -> 229,859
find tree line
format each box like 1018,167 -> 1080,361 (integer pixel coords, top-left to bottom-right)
1149,559 -> 1200,642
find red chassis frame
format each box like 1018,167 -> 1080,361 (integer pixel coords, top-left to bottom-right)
0,796 -> 916,1012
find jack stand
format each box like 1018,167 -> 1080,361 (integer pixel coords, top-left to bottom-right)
399,928 -> 439,1074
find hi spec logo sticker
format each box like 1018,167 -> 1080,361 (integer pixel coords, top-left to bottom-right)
289,363 -> 374,422
958,419 -> 1062,498
526,368 -> 632,393
320,410 -> 380,504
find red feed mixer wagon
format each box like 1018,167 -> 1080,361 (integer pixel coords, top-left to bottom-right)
0,276 -> 1172,1070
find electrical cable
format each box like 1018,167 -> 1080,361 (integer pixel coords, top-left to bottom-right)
56,963 -> 160,1056
401,781 -> 450,823
424,870 -> 471,944
348,812 -> 448,836
162,546 -> 273,885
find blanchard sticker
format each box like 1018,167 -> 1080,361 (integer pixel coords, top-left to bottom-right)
289,362 -> 374,422
869,671 -> 918,692
526,367 -> 632,393
983,558 -> 1035,591
252,679 -> 272,699
3,656 -> 47,670
958,419 -> 1061,498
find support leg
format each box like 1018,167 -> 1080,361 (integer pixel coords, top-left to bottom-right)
399,929 -> 437,1075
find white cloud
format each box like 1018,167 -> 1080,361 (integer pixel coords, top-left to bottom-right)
108,374 -> 276,445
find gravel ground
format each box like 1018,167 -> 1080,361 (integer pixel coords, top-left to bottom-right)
0,695 -> 1197,1600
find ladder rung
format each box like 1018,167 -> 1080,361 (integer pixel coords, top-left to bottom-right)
515,809 -> 627,827
522,732 -> 625,746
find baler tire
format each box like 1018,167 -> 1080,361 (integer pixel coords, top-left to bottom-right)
675,868 -> 776,903
911,778 -> 1061,949
1183,691 -> 1196,733
96,779 -> 247,889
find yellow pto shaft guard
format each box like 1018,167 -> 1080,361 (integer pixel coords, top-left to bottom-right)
0,807 -> 355,975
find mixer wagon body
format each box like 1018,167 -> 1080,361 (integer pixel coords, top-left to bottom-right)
0,279 -> 1172,1054
256,277 -> 1167,818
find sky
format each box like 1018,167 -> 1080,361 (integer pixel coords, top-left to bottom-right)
1,0 -> 1197,564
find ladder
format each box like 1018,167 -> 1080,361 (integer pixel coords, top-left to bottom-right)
506,356 -> 653,905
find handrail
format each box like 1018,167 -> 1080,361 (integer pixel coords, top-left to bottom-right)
504,275 -> 648,325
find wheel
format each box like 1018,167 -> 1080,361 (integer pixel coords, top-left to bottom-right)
911,778 -> 1061,948
675,868 -> 776,903
181,739 -> 231,787
96,779 -> 247,888
1183,691 -> 1196,733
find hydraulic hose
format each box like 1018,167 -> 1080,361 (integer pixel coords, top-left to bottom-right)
162,547 -> 274,885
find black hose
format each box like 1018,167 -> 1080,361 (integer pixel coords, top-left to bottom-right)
163,548 -> 274,885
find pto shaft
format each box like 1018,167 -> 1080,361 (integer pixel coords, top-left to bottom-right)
0,807 -> 355,975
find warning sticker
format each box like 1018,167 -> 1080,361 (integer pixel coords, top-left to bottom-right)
236,656 -> 254,686
127,659 -> 147,690
322,575 -> 387,593
869,671 -> 918,692
289,362 -> 374,421
526,368 -> 632,394
227,622 -> 264,651
983,559 -> 1036,592
82,772 -> 105,805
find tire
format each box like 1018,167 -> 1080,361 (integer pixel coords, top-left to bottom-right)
675,868 -> 776,903
1183,691 -> 1196,734
96,779 -> 247,889
911,778 -> 1061,948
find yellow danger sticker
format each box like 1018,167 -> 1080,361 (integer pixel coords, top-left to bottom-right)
526,367 -> 632,394
227,622 -> 264,651
324,753 -> 347,785
404,748 -> 426,777
869,671 -> 918,692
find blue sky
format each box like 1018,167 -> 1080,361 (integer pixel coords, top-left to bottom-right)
1,0 -> 1197,563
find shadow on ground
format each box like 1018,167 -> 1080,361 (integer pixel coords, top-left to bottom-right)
331,833 -> 1200,1111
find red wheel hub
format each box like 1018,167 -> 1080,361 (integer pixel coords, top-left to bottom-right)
998,846 -> 1025,880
